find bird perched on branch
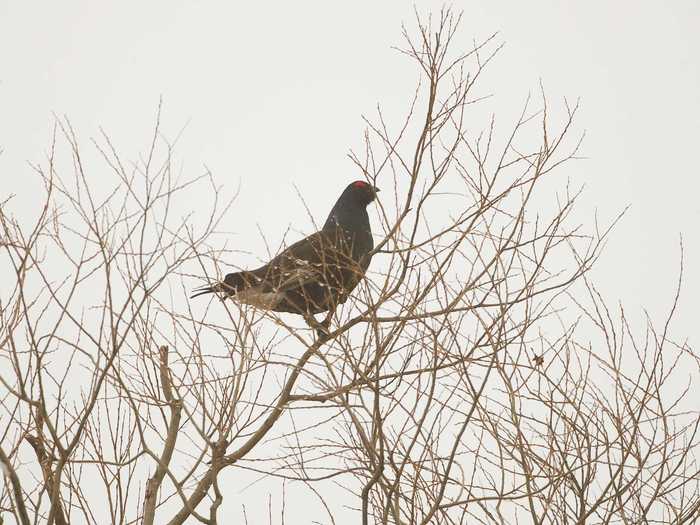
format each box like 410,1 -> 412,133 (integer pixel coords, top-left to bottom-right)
192,180 -> 379,337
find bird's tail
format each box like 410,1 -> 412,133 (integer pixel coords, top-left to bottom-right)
190,272 -> 251,299
190,284 -> 220,299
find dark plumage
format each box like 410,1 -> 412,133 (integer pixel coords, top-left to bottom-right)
192,181 -> 379,334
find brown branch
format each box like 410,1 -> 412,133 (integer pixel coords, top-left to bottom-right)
143,346 -> 183,525
0,446 -> 31,525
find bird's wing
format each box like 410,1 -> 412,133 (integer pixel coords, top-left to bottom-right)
260,231 -> 339,292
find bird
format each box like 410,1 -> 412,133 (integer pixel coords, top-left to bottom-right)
191,180 -> 379,337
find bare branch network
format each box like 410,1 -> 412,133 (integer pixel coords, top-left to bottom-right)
1,9 -> 698,525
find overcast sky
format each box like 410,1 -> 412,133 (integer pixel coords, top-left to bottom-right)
2,1 -> 698,324
1,1 -> 698,520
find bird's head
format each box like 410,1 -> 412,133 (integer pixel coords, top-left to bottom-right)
322,180 -> 379,233
340,180 -> 380,208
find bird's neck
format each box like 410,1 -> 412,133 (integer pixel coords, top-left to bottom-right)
322,204 -> 370,235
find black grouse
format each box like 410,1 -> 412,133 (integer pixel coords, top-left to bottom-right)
192,181 -> 379,335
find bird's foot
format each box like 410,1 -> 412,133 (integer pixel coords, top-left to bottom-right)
316,316 -> 334,341
304,315 -> 331,341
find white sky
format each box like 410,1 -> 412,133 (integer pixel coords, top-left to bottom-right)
2,1 -> 698,325
1,1 -> 698,521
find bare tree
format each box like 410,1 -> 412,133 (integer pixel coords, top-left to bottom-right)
1,8 -> 698,524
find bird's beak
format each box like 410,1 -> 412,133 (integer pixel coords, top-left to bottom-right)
373,186 -> 380,194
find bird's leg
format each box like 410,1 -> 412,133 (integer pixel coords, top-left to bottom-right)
319,310 -> 334,335
303,313 -> 333,340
